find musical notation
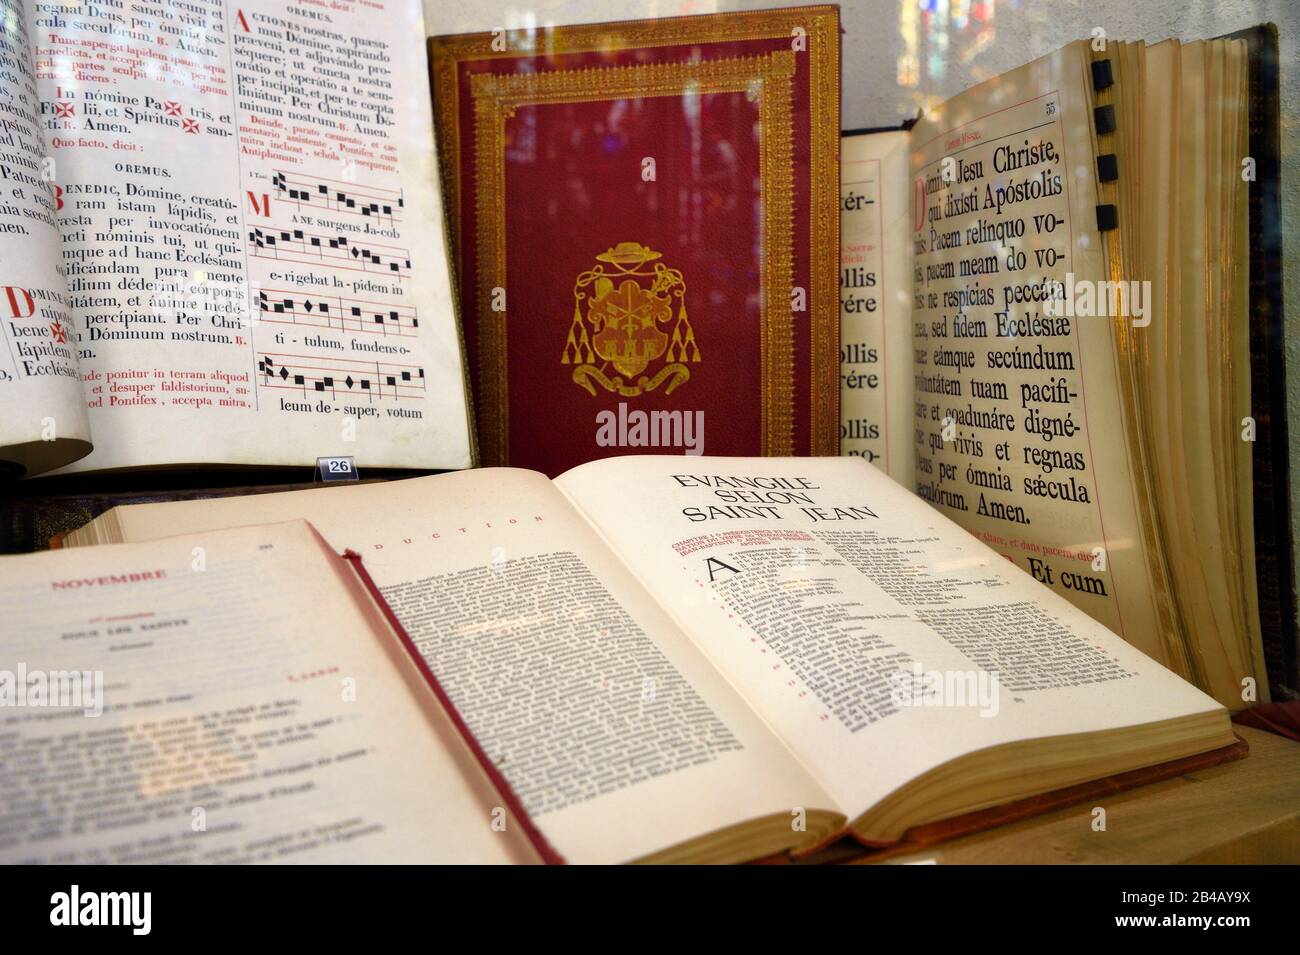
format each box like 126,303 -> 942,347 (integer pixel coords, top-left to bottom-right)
248,226 -> 412,278
256,288 -> 419,338
271,170 -> 404,224
256,352 -> 426,401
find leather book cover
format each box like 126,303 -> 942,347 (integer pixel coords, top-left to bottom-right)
1220,24 -> 1296,701
429,6 -> 841,474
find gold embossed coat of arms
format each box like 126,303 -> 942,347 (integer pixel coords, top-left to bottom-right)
562,242 -> 700,397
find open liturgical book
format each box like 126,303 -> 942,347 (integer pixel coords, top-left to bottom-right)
836,33 -> 1289,710
0,0 -> 472,478
46,456 -> 1235,863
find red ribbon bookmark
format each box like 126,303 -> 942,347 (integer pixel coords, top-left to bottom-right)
342,550 -> 566,864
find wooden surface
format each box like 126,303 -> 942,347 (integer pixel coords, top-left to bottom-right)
864,726 -> 1300,864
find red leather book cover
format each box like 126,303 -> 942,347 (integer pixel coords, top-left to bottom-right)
430,6 -> 841,474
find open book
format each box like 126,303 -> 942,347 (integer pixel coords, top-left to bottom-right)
53,456 -> 1234,863
0,0 -> 471,478
837,33 -> 1290,710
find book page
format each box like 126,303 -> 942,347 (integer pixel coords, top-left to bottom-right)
0,0 -> 91,476
1126,39 -> 1265,705
905,43 -> 1168,665
92,471 -> 842,861
554,455 -> 1225,817
0,520 -> 533,863
28,0 -> 471,472
840,129 -> 912,486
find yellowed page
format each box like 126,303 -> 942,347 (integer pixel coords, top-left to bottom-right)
554,455 -> 1225,817
1219,40 -> 1266,696
1118,39 -> 1263,706
840,130 -> 912,485
30,0 -> 471,473
906,42 -> 1167,665
0,0 -> 92,476
1163,40 -> 1262,703
0,520 -> 532,863
85,471 -> 841,862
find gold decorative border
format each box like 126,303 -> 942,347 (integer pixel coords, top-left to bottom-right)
429,6 -> 840,461
471,53 -> 796,465
758,56 -> 797,457
805,11 -> 840,455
